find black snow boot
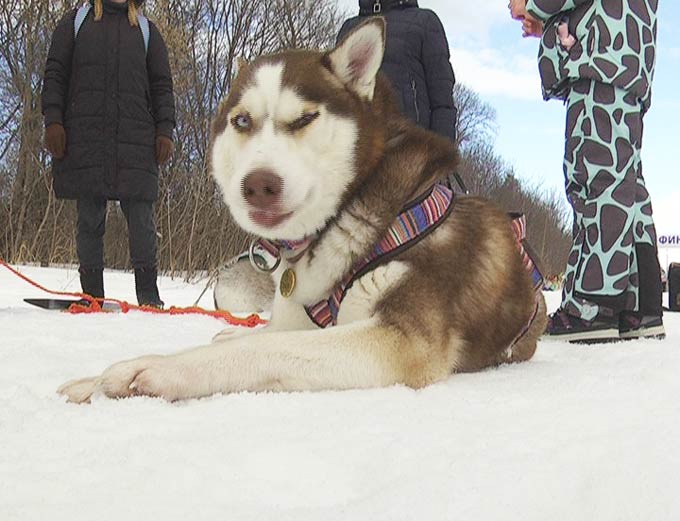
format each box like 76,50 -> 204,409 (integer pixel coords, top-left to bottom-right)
79,267 -> 104,299
134,267 -> 164,308
635,243 -> 663,317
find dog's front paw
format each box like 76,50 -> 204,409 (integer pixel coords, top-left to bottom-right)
98,355 -> 164,399
128,362 -> 195,402
57,376 -> 100,404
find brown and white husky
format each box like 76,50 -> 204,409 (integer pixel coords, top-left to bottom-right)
58,19 -> 546,403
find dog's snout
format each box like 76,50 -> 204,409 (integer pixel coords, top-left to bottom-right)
242,169 -> 283,208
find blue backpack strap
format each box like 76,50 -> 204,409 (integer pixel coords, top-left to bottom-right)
74,4 -> 91,40
74,5 -> 149,54
138,15 -> 150,53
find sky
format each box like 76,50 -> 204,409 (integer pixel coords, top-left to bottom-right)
336,0 -> 680,238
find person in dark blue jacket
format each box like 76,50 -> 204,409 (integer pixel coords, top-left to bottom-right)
337,0 -> 457,142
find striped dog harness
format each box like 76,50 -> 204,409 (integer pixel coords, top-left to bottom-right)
305,183 -> 454,328
252,186 -> 544,339
509,212 -> 544,292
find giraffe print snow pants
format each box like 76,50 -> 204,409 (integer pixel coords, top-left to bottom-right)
561,80 -> 661,321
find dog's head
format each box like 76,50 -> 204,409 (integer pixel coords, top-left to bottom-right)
209,19 -> 395,241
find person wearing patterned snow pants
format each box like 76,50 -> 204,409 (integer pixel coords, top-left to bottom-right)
510,0 -> 664,342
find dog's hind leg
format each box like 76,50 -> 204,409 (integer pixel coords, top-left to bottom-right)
508,293 -> 547,364
89,319 -> 446,402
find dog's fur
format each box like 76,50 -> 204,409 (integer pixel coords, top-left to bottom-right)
58,19 -> 546,403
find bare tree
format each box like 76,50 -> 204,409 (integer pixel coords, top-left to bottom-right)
458,141 -> 571,275
271,0 -> 344,49
0,0 -> 72,264
454,82 -> 498,149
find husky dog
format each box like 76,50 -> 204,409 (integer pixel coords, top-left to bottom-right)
58,19 -> 546,404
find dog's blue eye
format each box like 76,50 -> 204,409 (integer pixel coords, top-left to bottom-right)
288,111 -> 320,131
232,114 -> 251,131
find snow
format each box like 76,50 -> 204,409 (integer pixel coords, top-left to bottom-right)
1,264 -> 679,521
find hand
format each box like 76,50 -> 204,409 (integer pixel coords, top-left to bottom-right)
45,123 -> 66,159
557,22 -> 576,50
155,135 -> 174,165
522,15 -> 544,38
509,0 -> 528,20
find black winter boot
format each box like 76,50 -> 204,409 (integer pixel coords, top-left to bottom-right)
134,267 -> 164,308
79,267 -> 104,299
635,243 -> 663,317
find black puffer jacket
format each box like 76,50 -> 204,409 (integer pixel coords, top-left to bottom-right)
41,0 -> 175,201
337,0 -> 456,141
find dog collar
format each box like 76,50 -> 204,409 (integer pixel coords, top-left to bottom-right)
305,183 -> 454,328
248,236 -> 314,273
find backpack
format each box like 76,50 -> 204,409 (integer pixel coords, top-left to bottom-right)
74,4 -> 150,53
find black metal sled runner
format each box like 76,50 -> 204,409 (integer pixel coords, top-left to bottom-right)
24,298 -> 122,312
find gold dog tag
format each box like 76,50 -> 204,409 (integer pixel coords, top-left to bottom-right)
280,268 -> 296,298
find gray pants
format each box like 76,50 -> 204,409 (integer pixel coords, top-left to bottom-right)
77,199 -> 158,270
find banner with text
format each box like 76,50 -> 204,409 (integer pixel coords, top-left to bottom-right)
658,234 -> 680,249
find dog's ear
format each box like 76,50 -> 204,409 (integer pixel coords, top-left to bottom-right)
325,18 -> 386,101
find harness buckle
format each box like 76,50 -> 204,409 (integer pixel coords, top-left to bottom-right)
373,1 -> 382,13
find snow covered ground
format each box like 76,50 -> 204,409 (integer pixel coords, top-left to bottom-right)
1,264 -> 679,521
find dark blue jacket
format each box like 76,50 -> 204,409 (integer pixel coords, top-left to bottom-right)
337,0 -> 457,141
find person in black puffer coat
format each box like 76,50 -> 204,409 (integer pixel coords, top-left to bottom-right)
42,0 -> 175,307
337,0 -> 457,142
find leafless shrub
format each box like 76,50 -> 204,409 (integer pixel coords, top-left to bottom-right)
454,83 -> 498,150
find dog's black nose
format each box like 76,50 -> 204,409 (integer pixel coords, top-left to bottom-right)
242,169 -> 283,208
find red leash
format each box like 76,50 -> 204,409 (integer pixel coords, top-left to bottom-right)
0,259 -> 267,328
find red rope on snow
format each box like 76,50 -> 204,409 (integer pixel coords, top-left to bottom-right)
0,259 -> 267,328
